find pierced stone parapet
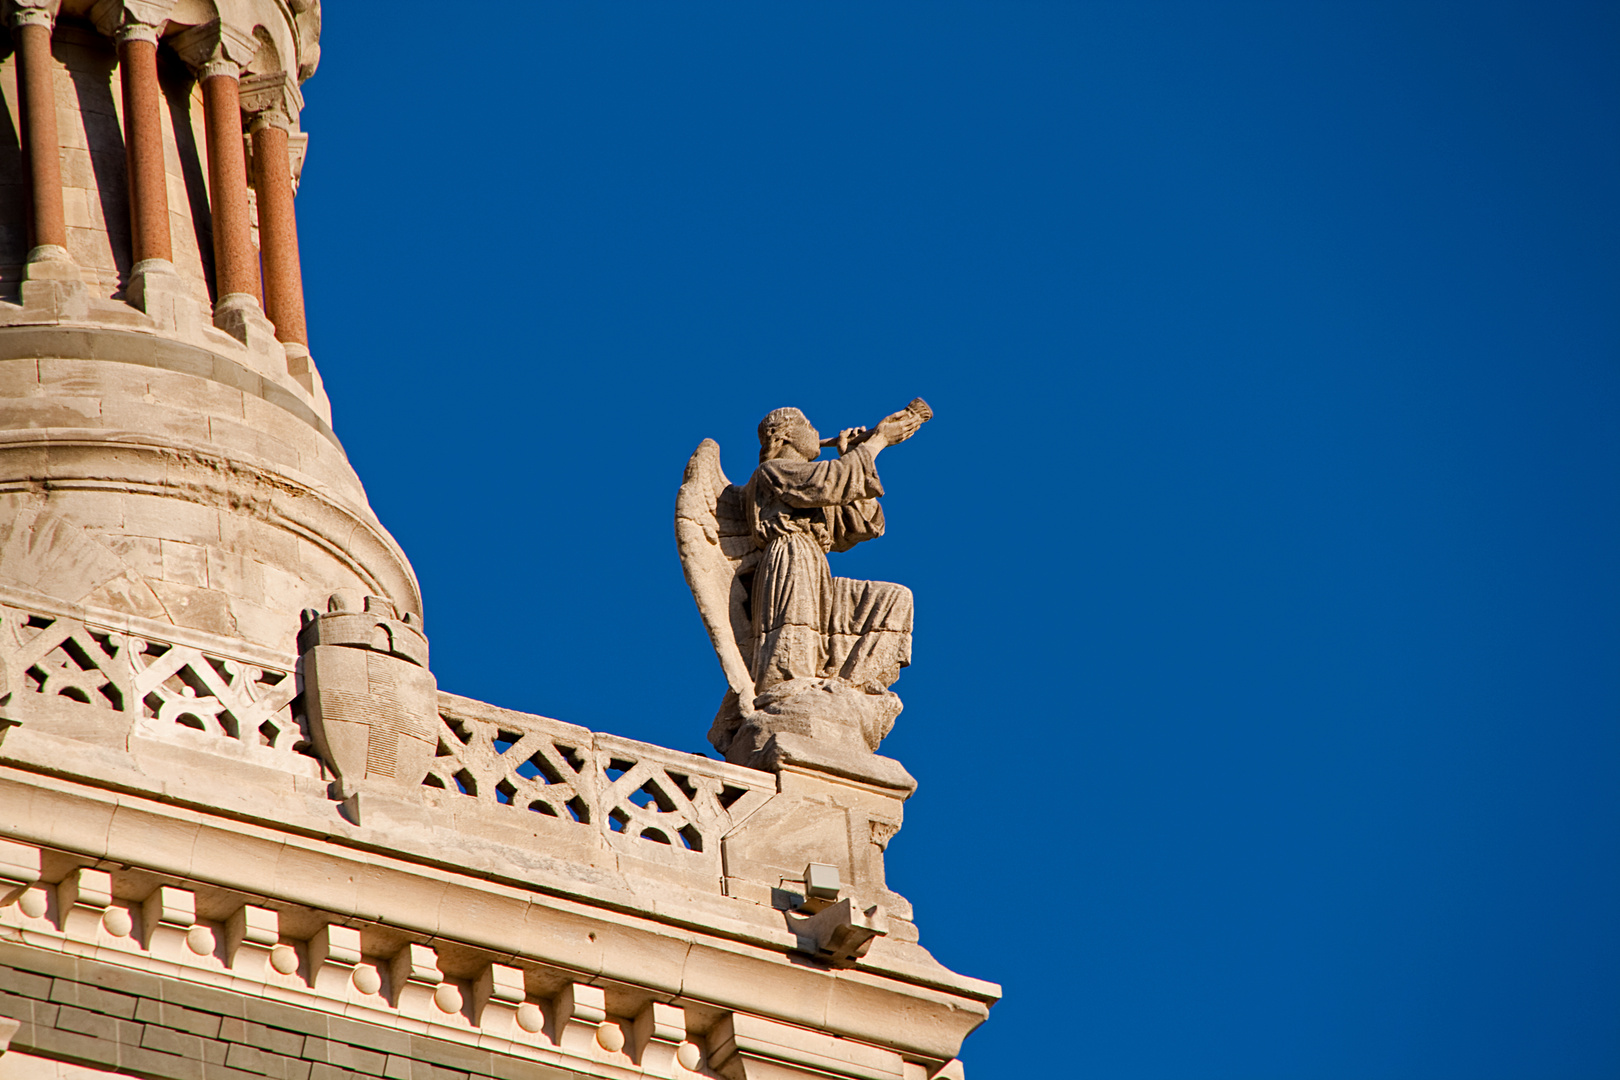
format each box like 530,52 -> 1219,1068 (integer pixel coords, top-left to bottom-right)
0,588 -> 922,972
0,594 -> 314,771
427,700 -> 775,866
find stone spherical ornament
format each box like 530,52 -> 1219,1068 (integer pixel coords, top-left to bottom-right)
17,888 -> 47,920
677,1041 -> 704,1070
352,964 -> 382,996
515,1002 -> 544,1034
433,983 -> 463,1014
185,925 -> 213,955
101,906 -> 133,938
270,944 -> 300,975
596,1021 -> 626,1053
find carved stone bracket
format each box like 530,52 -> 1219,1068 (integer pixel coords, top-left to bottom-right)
786,896 -> 887,968
168,17 -> 258,74
88,0 -> 177,39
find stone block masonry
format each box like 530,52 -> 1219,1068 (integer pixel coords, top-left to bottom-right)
0,948 -> 576,1080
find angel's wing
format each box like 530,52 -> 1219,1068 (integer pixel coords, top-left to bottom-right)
675,439 -> 757,708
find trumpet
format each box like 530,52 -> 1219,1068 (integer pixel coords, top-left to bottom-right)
819,398 -> 934,449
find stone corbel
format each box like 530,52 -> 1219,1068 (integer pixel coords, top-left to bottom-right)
167,16 -> 257,76
785,896 -> 886,967
389,941 -> 439,1016
554,982 -> 609,1055
88,0 -> 176,40
309,922 -> 364,996
390,941 -> 463,1020
0,1014 -> 18,1057
472,962 -> 526,1037
632,1001 -> 686,1077
225,903 -> 278,979
141,884 -> 197,961
781,862 -> 886,967
58,867 -> 113,940
0,838 -> 41,904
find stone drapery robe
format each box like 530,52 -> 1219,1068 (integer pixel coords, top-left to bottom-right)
743,445 -> 913,694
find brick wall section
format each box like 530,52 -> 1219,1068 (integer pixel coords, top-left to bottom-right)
0,947 -> 578,1080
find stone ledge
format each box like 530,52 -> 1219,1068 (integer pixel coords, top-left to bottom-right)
0,325 -> 339,448
0,772 -> 997,1062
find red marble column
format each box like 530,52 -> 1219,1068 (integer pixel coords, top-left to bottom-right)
250,116 -> 307,345
12,14 -> 67,255
200,64 -> 257,301
118,29 -> 172,265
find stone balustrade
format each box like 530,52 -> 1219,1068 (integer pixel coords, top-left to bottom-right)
0,585 -> 924,962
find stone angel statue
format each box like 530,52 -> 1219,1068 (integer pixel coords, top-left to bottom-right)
676,400 -> 930,771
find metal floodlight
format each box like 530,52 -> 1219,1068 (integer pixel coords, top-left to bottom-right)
804,863 -> 841,900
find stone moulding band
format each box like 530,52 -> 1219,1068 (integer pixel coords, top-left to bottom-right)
0,430 -> 421,621
0,325 -> 339,448
0,773 -> 997,1063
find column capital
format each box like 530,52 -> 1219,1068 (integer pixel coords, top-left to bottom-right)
169,16 -> 257,76
88,0 -> 176,40
115,22 -> 159,45
249,109 -> 293,135
240,71 -> 304,129
199,58 -> 241,81
6,0 -> 59,31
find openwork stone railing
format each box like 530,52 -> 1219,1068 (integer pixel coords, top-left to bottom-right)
427,701 -> 774,857
0,594 -> 309,767
0,591 -> 772,861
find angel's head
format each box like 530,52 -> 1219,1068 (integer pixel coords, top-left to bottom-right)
758,406 -> 820,463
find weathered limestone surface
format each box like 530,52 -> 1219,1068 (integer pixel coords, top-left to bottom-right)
0,340 -> 418,655
0,5 -> 997,1077
0,2 -> 383,657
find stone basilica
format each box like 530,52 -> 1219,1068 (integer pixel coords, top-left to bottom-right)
0,3 -> 998,1078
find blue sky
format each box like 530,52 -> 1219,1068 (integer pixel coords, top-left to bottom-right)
295,4 -> 1619,1076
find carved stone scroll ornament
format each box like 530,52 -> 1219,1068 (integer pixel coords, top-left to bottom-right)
297,590 -> 436,811
676,400 -> 931,777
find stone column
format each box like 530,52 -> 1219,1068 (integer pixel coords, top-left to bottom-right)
249,112 -> 307,348
118,26 -> 170,263
10,4 -> 78,284
200,60 -> 257,306
117,21 -> 188,315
